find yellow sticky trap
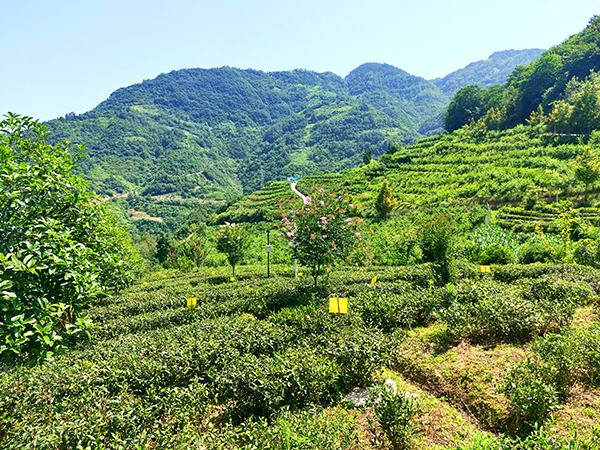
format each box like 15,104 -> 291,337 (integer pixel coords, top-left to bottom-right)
246,285 -> 250,290
327,268 -> 331,273
212,271 -> 215,275
480,265 -> 491,273
329,297 -> 348,314
371,276 -> 377,284
230,276 -> 235,282
284,268 -> 288,272
187,297 -> 197,307
298,272 -> 303,277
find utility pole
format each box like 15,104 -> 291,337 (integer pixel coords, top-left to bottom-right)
265,229 -> 271,278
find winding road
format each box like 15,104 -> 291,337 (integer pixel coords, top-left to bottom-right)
290,181 -> 307,203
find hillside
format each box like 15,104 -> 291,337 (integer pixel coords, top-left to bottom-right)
43,51 -> 540,234
445,16 -> 600,132
433,49 -> 544,96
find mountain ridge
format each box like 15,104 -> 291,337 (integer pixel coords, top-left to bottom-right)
44,49 -> 542,233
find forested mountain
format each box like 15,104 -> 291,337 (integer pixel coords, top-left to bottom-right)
43,50 -> 540,233
433,49 -> 544,96
445,16 -> 600,132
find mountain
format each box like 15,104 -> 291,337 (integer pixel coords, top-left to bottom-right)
44,52 -> 541,233
433,49 -> 544,96
444,16 -> 600,132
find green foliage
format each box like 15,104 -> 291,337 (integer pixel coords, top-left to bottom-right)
419,213 -> 455,285
0,114 -> 141,363
479,244 -> 516,265
503,357 -> 559,434
367,384 -> 421,450
375,179 -> 398,219
503,322 -> 600,435
518,242 -> 553,264
209,406 -> 363,449
215,222 -> 250,277
445,17 -> 600,134
574,147 -> 600,201
281,189 -> 365,286
459,427 -> 600,449
439,276 -> 592,341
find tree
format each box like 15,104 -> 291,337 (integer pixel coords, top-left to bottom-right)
443,85 -> 486,132
419,213 -> 455,285
281,189 -> 365,287
375,179 -> 398,219
215,222 -> 249,277
574,147 -> 600,201
363,148 -> 372,165
0,113 -> 142,363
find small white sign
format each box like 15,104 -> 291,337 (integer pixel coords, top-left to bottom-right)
266,245 -> 272,252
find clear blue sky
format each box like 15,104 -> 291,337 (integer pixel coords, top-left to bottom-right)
2,0 -> 600,121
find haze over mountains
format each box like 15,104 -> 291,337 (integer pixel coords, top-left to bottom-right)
46,49 -> 542,206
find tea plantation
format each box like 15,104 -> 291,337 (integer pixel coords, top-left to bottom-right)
1,260 -> 599,449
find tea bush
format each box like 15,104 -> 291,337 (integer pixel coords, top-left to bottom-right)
354,288 -> 438,332
213,347 -> 340,422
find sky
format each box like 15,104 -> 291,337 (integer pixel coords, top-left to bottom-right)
2,0 -> 600,121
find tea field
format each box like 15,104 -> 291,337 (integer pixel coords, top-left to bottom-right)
1,262 -> 599,449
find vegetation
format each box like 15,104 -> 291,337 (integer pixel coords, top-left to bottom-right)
5,15 -> 600,450
444,16 -> 600,133
0,114 -> 141,364
215,222 -> 250,277
280,188 -> 365,287
40,51 -> 541,235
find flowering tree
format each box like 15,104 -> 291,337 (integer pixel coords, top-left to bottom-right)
215,222 -> 249,277
280,188 -> 365,287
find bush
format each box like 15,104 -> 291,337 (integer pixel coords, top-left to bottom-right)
573,238 -> 600,268
518,242 -> 553,264
479,244 -> 516,265
212,347 -> 340,422
438,277 -> 589,341
0,114 -> 141,363
355,288 -> 438,332
419,213 -> 455,285
367,384 -> 421,450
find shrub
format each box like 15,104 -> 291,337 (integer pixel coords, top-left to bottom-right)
0,114 -> 141,363
355,288 -> 438,332
419,213 -> 455,285
439,280 -> 540,340
367,384 -> 421,450
479,244 -> 516,265
502,357 -> 560,434
212,347 -> 340,422
573,238 -> 599,268
518,242 -> 553,264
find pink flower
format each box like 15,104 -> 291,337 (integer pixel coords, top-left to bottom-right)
320,216 -> 328,224
318,188 -> 324,194
319,200 -> 324,206
304,196 -> 312,205
275,233 -> 281,238
355,232 -> 361,237
349,204 -> 354,209
323,235 -> 327,238
344,218 -> 353,223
